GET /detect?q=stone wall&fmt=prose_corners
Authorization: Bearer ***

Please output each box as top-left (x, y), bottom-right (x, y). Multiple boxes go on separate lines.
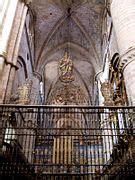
top-left (11, 12), bottom-right (34, 95)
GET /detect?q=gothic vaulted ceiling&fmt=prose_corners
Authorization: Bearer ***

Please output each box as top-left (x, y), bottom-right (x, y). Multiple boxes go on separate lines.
top-left (30, 0), bottom-right (105, 104)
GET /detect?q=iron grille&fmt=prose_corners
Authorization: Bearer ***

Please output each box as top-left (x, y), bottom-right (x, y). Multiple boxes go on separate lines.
top-left (0, 105), bottom-right (134, 179)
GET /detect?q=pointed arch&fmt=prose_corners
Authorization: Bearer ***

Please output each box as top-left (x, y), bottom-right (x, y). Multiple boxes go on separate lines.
top-left (36, 41), bottom-right (97, 72)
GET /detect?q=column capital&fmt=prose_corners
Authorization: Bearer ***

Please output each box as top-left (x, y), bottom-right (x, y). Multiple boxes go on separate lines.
top-left (94, 70), bottom-right (103, 81)
top-left (0, 51), bottom-right (7, 60)
top-left (119, 47), bottom-right (135, 72)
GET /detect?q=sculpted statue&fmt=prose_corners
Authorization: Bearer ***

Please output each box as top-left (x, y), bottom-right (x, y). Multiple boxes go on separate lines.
top-left (59, 52), bottom-right (74, 82)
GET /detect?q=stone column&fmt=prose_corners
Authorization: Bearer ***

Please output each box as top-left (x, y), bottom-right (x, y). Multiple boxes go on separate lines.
top-left (111, 0), bottom-right (135, 136)
top-left (0, 0), bottom-right (19, 103)
top-left (3, 2), bottom-right (29, 103)
top-left (30, 72), bottom-right (41, 105)
top-left (1, 0), bottom-right (32, 103)
top-left (111, 0), bottom-right (135, 105)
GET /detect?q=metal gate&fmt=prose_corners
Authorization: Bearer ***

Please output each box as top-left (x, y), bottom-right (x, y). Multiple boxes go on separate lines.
top-left (0, 105), bottom-right (134, 179)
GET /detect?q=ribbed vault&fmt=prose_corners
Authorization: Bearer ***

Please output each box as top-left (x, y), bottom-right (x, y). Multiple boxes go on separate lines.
top-left (31, 0), bottom-right (105, 104)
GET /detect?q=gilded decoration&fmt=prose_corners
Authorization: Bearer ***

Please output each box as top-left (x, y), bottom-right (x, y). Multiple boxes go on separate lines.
top-left (100, 81), bottom-right (114, 106)
top-left (48, 83), bottom-right (87, 105)
top-left (109, 54), bottom-right (126, 106)
top-left (59, 52), bottom-right (74, 83)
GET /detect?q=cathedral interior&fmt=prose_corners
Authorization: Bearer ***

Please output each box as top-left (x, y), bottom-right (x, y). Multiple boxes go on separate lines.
top-left (0, 0), bottom-right (135, 179)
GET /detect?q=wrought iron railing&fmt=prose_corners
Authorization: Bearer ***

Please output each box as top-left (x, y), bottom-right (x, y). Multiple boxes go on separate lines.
top-left (0, 105), bottom-right (134, 179)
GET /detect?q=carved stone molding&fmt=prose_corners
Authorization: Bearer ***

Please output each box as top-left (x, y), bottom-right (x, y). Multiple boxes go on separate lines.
top-left (119, 47), bottom-right (135, 72)
top-left (33, 71), bottom-right (42, 81)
